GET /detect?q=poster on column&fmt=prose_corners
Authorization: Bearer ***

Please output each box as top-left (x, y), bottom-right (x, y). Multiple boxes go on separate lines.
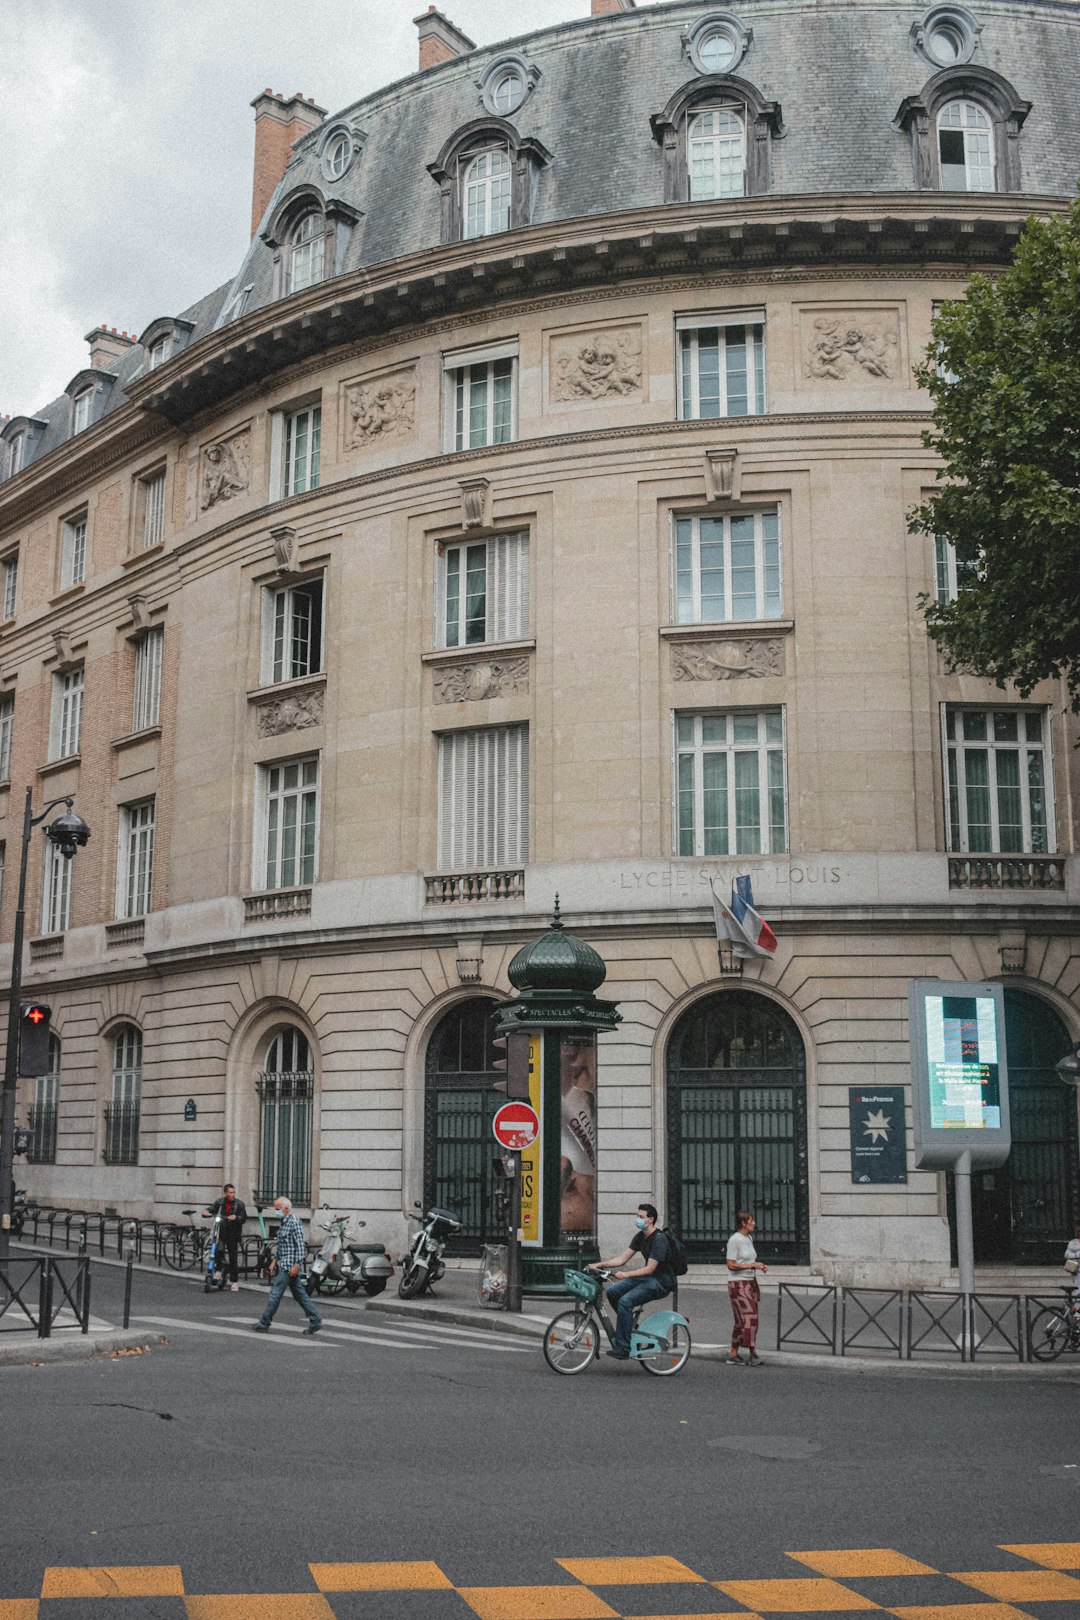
top-left (520, 1033), bottom-right (543, 1248)
top-left (848, 1086), bottom-right (908, 1183)
top-left (559, 1033), bottom-right (597, 1238)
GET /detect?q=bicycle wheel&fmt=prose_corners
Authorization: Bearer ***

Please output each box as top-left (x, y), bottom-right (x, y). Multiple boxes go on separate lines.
top-left (543, 1308), bottom-right (599, 1374)
top-left (1030, 1308), bottom-right (1071, 1361)
top-left (161, 1228), bottom-right (192, 1270)
top-left (640, 1321), bottom-right (692, 1376)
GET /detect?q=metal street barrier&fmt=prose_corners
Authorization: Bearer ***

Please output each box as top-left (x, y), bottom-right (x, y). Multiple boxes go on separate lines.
top-left (0, 1256), bottom-right (92, 1337)
top-left (841, 1287), bottom-right (903, 1358)
top-left (776, 1283), bottom-right (837, 1353)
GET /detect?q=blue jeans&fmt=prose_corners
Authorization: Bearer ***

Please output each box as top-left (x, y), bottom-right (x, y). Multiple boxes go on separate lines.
top-left (607, 1276), bottom-right (669, 1355)
top-left (259, 1267), bottom-right (322, 1330)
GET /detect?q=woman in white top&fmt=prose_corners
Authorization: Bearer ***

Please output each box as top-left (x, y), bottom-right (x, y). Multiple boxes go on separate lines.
top-left (726, 1210), bottom-right (768, 1366)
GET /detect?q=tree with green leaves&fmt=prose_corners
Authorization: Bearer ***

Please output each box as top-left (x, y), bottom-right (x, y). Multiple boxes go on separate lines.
top-left (911, 196), bottom-right (1080, 711)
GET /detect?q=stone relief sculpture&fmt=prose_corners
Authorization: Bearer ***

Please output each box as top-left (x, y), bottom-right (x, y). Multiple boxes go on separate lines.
top-left (433, 657), bottom-right (530, 704)
top-left (551, 327), bottom-right (642, 401)
top-left (257, 690), bottom-right (324, 736)
top-left (200, 430), bottom-right (250, 509)
top-left (805, 316), bottom-right (899, 381)
top-left (671, 639), bottom-right (784, 681)
top-left (344, 370), bottom-right (417, 447)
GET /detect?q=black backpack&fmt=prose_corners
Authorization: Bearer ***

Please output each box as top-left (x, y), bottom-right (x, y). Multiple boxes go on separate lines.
top-left (662, 1228), bottom-right (689, 1277)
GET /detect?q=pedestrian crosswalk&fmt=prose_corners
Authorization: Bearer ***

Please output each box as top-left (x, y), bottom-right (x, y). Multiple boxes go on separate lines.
top-left (131, 1312), bottom-right (535, 1355)
top-left (12, 1543), bottom-right (1080, 1618)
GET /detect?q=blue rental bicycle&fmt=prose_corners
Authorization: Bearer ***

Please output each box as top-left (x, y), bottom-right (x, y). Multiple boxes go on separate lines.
top-left (542, 1266), bottom-right (691, 1376)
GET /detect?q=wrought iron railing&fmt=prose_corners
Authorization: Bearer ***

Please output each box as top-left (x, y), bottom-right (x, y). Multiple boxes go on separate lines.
top-left (27, 1103), bottom-right (57, 1164)
top-left (948, 855), bottom-right (1065, 891)
top-left (425, 869), bottom-right (525, 904)
top-left (102, 1101), bottom-right (141, 1166)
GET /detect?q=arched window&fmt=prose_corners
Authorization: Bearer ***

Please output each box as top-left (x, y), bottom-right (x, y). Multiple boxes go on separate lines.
top-left (424, 998), bottom-right (503, 1251)
top-left (688, 108), bottom-right (746, 200)
top-left (105, 1024), bottom-right (142, 1165)
top-left (288, 212), bottom-right (325, 293)
top-left (937, 98), bottom-right (994, 190)
top-left (29, 1035), bottom-right (60, 1164)
top-left (256, 1025), bottom-right (314, 1206)
top-left (463, 148), bottom-right (512, 240)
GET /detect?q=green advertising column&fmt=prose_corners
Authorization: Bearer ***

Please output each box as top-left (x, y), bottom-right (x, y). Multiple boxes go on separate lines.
top-left (493, 898), bottom-right (621, 1294)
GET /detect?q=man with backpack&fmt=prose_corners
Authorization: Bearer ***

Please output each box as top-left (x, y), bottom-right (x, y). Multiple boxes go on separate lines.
top-left (590, 1202), bottom-right (681, 1360)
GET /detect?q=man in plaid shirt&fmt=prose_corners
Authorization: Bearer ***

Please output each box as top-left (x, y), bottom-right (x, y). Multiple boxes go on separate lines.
top-left (253, 1196), bottom-right (323, 1335)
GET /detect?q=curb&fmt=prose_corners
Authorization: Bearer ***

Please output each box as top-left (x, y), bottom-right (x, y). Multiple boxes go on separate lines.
top-left (0, 1328), bottom-right (169, 1368)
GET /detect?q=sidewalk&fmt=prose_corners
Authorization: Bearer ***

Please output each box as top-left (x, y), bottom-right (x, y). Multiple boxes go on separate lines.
top-left (0, 1327), bottom-right (168, 1368)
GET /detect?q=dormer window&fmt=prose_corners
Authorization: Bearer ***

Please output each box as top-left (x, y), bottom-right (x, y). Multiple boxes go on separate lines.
top-left (463, 148), bottom-right (512, 239)
top-left (8, 433), bottom-right (24, 477)
top-left (938, 98), bottom-right (994, 189)
top-left (146, 336), bottom-right (169, 372)
top-left (323, 131), bottom-right (352, 181)
top-left (688, 108), bottom-right (746, 200)
top-left (894, 67), bottom-right (1029, 192)
top-left (288, 212), bottom-right (325, 293)
top-left (687, 15), bottom-right (750, 75)
top-left (71, 388), bottom-right (93, 435)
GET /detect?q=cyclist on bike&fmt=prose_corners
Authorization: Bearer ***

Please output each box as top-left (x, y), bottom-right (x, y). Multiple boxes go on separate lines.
top-left (590, 1202), bottom-right (674, 1360)
top-left (202, 1184), bottom-right (247, 1291)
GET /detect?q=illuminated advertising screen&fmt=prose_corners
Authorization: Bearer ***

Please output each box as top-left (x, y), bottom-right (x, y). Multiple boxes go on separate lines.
top-left (909, 979), bottom-right (1010, 1169)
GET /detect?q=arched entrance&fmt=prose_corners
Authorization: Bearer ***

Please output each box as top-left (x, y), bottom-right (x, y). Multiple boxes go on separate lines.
top-left (950, 989), bottom-right (1079, 1266)
top-left (665, 990), bottom-right (809, 1263)
top-left (424, 998), bottom-right (502, 1254)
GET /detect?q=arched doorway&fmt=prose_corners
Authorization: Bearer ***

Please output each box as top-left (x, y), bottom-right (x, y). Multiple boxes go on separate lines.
top-left (665, 990), bottom-right (809, 1263)
top-left (951, 990), bottom-right (1078, 1266)
top-left (424, 998), bottom-right (502, 1254)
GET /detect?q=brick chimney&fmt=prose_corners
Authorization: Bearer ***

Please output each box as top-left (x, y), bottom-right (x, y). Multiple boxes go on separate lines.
top-left (414, 6), bottom-right (476, 71)
top-left (250, 90), bottom-right (327, 237)
top-left (85, 326), bottom-right (136, 370)
top-left (592, 0), bottom-right (636, 12)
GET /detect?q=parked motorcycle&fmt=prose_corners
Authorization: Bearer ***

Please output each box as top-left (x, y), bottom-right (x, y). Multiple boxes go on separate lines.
top-left (304, 1209), bottom-right (394, 1298)
top-left (12, 1188), bottom-right (30, 1239)
top-left (398, 1203), bottom-right (461, 1298)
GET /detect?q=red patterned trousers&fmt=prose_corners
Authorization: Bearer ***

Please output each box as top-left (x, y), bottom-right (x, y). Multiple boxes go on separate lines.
top-left (728, 1277), bottom-right (761, 1350)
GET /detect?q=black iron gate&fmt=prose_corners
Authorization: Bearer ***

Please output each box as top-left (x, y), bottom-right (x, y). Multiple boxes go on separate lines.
top-left (666, 991), bottom-right (809, 1264)
top-left (424, 998), bottom-right (502, 1255)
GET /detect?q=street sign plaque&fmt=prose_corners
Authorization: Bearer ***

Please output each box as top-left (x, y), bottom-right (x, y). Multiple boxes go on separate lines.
top-left (493, 1101), bottom-right (540, 1151)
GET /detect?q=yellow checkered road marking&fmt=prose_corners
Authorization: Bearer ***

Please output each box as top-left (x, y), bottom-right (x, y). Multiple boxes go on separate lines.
top-left (789, 1553), bottom-right (939, 1578)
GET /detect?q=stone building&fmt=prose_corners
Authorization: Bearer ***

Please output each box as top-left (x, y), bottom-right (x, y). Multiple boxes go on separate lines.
top-left (1, 0), bottom-right (1077, 1285)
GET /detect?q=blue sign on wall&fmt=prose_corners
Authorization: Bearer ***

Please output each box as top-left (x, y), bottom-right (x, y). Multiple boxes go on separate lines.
top-left (849, 1086), bottom-right (907, 1184)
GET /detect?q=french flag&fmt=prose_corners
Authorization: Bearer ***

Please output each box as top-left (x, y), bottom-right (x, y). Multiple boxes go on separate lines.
top-left (712, 875), bottom-right (778, 959)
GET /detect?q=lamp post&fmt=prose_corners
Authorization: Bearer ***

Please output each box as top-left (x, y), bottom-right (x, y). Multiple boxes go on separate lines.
top-left (0, 790), bottom-right (91, 1263)
top-left (1056, 1045), bottom-right (1080, 1087)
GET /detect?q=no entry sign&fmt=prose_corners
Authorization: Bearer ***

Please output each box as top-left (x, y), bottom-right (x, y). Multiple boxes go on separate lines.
top-left (492, 1100), bottom-right (540, 1151)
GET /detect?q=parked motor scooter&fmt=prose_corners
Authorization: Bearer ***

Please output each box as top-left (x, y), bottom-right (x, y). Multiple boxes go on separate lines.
top-left (398, 1202), bottom-right (461, 1299)
top-left (12, 1188), bottom-right (31, 1239)
top-left (304, 1208), bottom-right (394, 1297)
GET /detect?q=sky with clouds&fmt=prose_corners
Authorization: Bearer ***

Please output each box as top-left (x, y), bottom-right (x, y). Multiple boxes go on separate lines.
top-left (1, 0), bottom-right (641, 420)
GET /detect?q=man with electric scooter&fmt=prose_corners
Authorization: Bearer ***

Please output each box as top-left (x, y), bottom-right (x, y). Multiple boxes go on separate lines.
top-left (202, 1183), bottom-right (247, 1292)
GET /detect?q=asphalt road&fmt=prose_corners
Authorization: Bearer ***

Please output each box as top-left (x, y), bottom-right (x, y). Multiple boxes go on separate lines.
top-left (4, 1264), bottom-right (1080, 1618)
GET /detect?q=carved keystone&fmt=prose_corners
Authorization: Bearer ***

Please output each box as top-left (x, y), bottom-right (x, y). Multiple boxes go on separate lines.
top-left (705, 448), bottom-right (740, 502)
top-left (271, 525), bottom-right (298, 573)
top-left (459, 476), bottom-right (492, 530)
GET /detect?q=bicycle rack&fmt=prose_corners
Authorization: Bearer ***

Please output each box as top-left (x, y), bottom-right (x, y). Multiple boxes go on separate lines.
top-left (840, 1287), bottom-right (903, 1358)
top-left (776, 1283), bottom-right (837, 1353)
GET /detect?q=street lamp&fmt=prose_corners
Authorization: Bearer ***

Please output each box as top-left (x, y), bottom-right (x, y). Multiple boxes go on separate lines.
top-left (1056, 1045), bottom-right (1080, 1086)
top-left (0, 790), bottom-right (91, 1263)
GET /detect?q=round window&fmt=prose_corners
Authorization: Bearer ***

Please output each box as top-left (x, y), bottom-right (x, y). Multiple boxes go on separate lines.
top-left (927, 20), bottom-right (964, 62)
top-left (324, 131), bottom-right (353, 180)
top-left (698, 26), bottom-right (738, 73)
top-left (490, 67), bottom-right (525, 115)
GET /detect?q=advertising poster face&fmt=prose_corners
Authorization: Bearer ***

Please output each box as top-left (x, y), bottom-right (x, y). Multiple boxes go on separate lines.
top-left (559, 1035), bottom-right (597, 1236)
top-left (848, 1086), bottom-right (908, 1183)
top-left (519, 1033), bottom-right (543, 1248)
top-left (925, 994), bottom-right (1001, 1129)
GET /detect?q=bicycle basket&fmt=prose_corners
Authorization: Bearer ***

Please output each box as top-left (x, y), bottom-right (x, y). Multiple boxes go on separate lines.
top-left (564, 1268), bottom-right (600, 1302)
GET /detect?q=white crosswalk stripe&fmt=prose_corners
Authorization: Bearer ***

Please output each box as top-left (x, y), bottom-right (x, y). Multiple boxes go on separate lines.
top-left (134, 1315), bottom-right (340, 1348)
top-left (134, 1312), bottom-right (535, 1356)
top-left (295, 1314), bottom-right (535, 1354)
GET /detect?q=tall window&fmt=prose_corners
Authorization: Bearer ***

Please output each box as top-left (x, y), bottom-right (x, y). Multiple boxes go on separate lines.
top-left (463, 148), bottom-right (512, 239)
top-left (140, 469), bottom-right (166, 547)
top-left (938, 100), bottom-right (995, 191)
top-left (264, 578), bottom-right (324, 683)
top-left (8, 433), bottom-right (24, 477)
top-left (256, 1027), bottom-right (314, 1206)
top-left (60, 514), bottom-right (87, 588)
top-left (118, 800), bottom-right (155, 918)
top-left (29, 1040), bottom-right (60, 1165)
top-left (688, 108), bottom-right (745, 200)
top-left (438, 724), bottom-right (529, 871)
top-left (445, 351), bottom-right (516, 450)
top-left (284, 405), bottom-right (321, 496)
top-left (674, 511), bottom-right (781, 623)
top-left (0, 694), bottom-right (12, 783)
top-left (42, 840), bottom-right (72, 934)
top-left (71, 388), bottom-right (93, 435)
top-left (288, 212), bottom-right (324, 293)
top-left (438, 533), bottom-right (528, 648)
top-left (2, 554), bottom-right (17, 618)
top-left (945, 708), bottom-right (1052, 854)
top-left (104, 1025), bottom-right (141, 1166)
top-left (676, 709), bottom-right (787, 856)
top-left (260, 757), bottom-right (319, 891)
top-left (934, 535), bottom-right (979, 604)
top-left (50, 667), bottom-right (84, 760)
top-left (133, 628), bottom-right (163, 732)
top-left (678, 313), bottom-right (766, 419)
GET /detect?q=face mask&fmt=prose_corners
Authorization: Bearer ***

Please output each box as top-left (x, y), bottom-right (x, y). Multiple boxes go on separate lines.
top-left (635, 1217), bottom-right (647, 1231)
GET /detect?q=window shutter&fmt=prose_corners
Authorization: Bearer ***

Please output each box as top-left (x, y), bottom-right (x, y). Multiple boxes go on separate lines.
top-left (487, 532), bottom-right (528, 641)
top-left (438, 724), bottom-right (528, 870)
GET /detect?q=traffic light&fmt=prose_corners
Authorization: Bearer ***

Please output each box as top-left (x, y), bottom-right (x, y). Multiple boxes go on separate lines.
top-left (18, 1002), bottom-right (51, 1077)
top-left (491, 1028), bottom-right (531, 1099)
